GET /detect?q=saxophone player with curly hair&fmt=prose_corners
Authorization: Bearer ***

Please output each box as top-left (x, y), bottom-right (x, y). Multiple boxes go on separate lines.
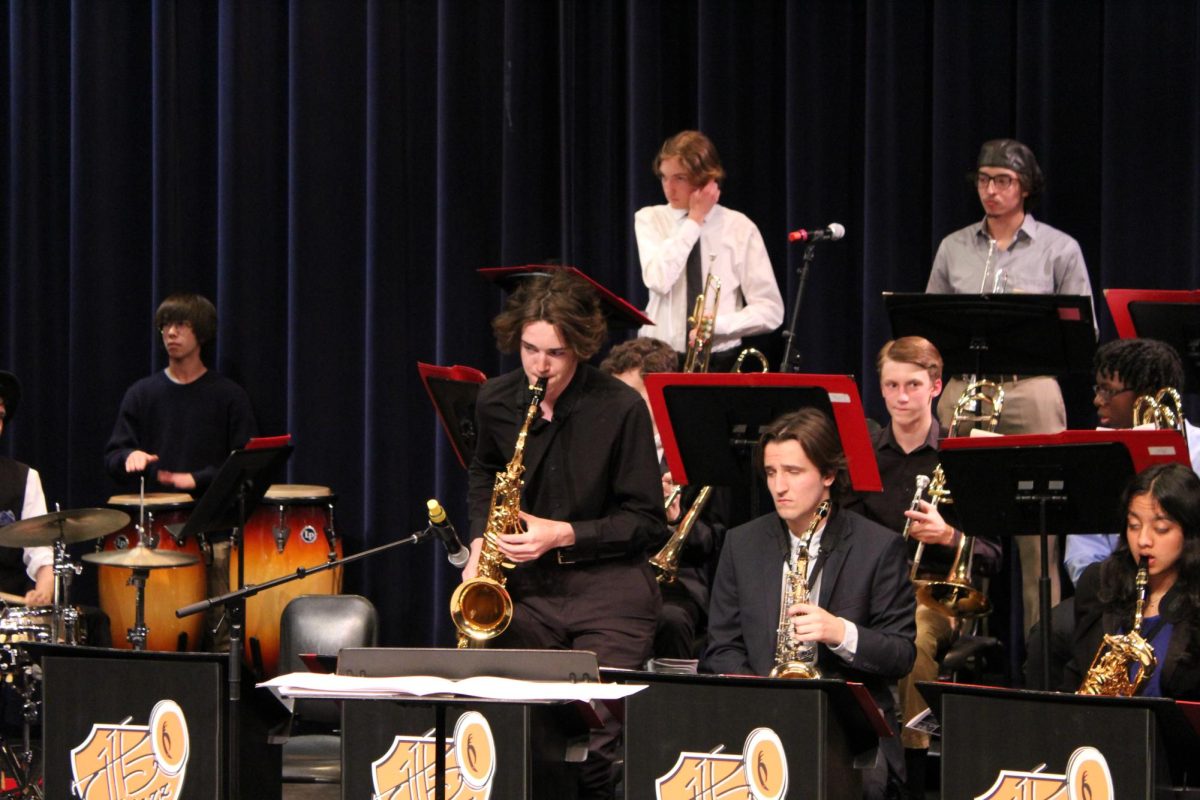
top-left (464, 270), bottom-right (665, 799)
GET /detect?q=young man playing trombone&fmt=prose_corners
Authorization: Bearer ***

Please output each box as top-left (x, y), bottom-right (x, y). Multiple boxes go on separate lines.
top-left (846, 336), bottom-right (1001, 799)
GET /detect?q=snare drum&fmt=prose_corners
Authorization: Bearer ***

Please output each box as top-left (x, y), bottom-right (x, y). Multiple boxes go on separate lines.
top-left (99, 494), bottom-right (206, 652)
top-left (232, 485), bottom-right (343, 677)
top-left (0, 605), bottom-right (85, 671)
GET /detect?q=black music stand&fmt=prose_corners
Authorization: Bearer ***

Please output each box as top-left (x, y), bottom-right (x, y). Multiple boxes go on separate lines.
top-left (883, 293), bottom-right (1096, 376)
top-left (917, 683), bottom-right (1200, 794)
top-left (418, 362), bottom-right (487, 470)
top-left (178, 440), bottom-right (292, 800)
top-left (337, 648), bottom-right (599, 800)
top-left (937, 430), bottom-right (1191, 689)
top-left (1105, 288), bottom-right (1200, 393)
top-left (644, 373), bottom-right (881, 521)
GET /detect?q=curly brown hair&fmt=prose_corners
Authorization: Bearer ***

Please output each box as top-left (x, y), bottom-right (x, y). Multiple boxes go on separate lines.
top-left (653, 130), bottom-right (726, 186)
top-left (600, 337), bottom-right (677, 376)
top-left (492, 271), bottom-right (607, 360)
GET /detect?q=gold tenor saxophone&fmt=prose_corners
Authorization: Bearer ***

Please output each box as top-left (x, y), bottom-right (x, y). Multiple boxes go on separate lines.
top-left (449, 376), bottom-right (547, 648)
top-left (1077, 558), bottom-right (1158, 696)
top-left (769, 500), bottom-right (830, 679)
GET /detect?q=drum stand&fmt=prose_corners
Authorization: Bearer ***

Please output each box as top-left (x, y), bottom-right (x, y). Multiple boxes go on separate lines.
top-left (0, 653), bottom-right (44, 798)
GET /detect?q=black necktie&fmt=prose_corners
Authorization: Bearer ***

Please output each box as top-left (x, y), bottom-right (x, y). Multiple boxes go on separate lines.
top-left (685, 238), bottom-right (702, 305)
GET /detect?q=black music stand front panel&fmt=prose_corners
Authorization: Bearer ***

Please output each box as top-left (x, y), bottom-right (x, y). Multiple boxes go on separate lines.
top-left (42, 649), bottom-right (227, 799)
top-left (941, 693), bottom-right (1163, 798)
top-left (621, 678), bottom-right (861, 799)
top-left (342, 699), bottom-right (582, 800)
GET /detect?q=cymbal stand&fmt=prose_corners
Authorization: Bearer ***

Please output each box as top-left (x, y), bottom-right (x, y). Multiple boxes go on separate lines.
top-left (125, 567), bottom-right (151, 651)
top-left (49, 537), bottom-right (80, 645)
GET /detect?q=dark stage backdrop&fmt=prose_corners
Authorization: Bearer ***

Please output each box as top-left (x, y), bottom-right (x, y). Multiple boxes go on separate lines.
top-left (2, 1), bottom-right (1198, 653)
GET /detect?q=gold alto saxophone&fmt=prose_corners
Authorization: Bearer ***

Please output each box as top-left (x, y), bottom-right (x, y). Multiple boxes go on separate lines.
top-left (449, 376), bottom-right (547, 649)
top-left (1077, 558), bottom-right (1158, 696)
top-left (770, 500), bottom-right (830, 679)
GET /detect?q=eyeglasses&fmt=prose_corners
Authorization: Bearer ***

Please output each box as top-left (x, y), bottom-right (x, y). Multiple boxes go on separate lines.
top-left (975, 172), bottom-right (1017, 190)
top-left (1093, 385), bottom-right (1135, 402)
top-left (158, 321), bottom-right (193, 334)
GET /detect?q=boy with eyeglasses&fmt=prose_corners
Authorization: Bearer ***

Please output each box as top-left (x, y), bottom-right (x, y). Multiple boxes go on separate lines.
top-left (926, 139), bottom-right (1096, 633)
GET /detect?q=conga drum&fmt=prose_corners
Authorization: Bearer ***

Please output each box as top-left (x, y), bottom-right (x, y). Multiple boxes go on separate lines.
top-left (232, 485), bottom-right (342, 676)
top-left (99, 494), bottom-right (206, 651)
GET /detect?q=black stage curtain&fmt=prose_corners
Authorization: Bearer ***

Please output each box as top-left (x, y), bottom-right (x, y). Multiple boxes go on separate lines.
top-left (2, 1), bottom-right (1198, 651)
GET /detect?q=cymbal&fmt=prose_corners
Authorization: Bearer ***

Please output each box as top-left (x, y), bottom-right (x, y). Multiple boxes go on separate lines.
top-left (82, 546), bottom-right (199, 569)
top-left (0, 508), bottom-right (131, 547)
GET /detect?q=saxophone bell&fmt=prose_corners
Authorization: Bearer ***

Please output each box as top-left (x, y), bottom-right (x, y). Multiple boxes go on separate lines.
top-left (1077, 557), bottom-right (1158, 696)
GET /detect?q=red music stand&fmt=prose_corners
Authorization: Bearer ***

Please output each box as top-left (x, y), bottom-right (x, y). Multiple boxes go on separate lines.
top-left (478, 265), bottom-right (654, 328)
top-left (1104, 288), bottom-right (1200, 391)
top-left (645, 372), bottom-right (880, 522)
top-left (417, 362), bottom-right (487, 470)
top-left (645, 372), bottom-right (880, 491)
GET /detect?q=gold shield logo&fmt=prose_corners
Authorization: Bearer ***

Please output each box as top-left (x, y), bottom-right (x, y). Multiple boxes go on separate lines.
top-left (69, 699), bottom-right (190, 800)
top-left (654, 727), bottom-right (788, 800)
top-left (371, 710), bottom-right (495, 799)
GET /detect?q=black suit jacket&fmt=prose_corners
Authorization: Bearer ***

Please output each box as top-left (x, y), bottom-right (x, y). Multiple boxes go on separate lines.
top-left (702, 507), bottom-right (917, 717)
top-left (1063, 562), bottom-right (1200, 699)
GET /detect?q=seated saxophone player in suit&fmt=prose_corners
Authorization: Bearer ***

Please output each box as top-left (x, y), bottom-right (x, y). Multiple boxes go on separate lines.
top-left (1062, 463), bottom-right (1200, 699)
top-left (600, 336), bottom-right (730, 661)
top-left (843, 337), bottom-right (1001, 798)
top-left (463, 270), bottom-right (665, 799)
top-left (703, 408), bottom-right (916, 800)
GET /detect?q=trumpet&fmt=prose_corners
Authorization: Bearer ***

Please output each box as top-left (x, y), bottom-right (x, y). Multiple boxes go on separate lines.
top-left (908, 465), bottom-right (949, 582)
top-left (650, 486), bottom-right (713, 584)
top-left (683, 274), bottom-right (721, 373)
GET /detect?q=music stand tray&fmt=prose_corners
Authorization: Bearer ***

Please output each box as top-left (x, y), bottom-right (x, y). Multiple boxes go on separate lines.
top-left (417, 362), bottom-right (487, 470)
top-left (883, 292), bottom-right (1095, 375)
top-left (644, 372), bottom-right (881, 492)
top-left (1104, 288), bottom-right (1200, 391)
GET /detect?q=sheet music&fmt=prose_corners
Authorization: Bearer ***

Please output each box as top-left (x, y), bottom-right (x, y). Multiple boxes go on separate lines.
top-left (259, 672), bottom-right (646, 704)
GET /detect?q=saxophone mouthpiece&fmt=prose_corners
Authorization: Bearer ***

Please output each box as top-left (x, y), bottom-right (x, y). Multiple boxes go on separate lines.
top-left (530, 376), bottom-right (548, 399)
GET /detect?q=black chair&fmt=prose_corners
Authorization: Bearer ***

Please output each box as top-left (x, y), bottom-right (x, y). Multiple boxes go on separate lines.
top-left (277, 593), bottom-right (379, 785)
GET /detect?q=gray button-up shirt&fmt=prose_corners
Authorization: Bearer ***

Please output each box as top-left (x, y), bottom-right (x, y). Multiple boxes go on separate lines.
top-left (927, 213), bottom-right (1096, 330)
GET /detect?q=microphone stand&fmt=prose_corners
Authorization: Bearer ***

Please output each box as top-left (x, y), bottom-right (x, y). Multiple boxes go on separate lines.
top-left (779, 242), bottom-right (817, 373)
top-left (176, 525), bottom-right (437, 798)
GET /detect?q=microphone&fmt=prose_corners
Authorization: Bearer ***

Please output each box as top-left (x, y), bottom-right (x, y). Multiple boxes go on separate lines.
top-left (427, 498), bottom-right (470, 568)
top-left (787, 222), bottom-right (846, 243)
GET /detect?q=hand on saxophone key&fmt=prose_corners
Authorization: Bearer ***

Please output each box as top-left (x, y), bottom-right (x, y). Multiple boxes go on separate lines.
top-left (496, 511), bottom-right (575, 562)
top-left (903, 500), bottom-right (957, 546)
top-left (787, 602), bottom-right (846, 648)
top-left (460, 539), bottom-right (485, 581)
